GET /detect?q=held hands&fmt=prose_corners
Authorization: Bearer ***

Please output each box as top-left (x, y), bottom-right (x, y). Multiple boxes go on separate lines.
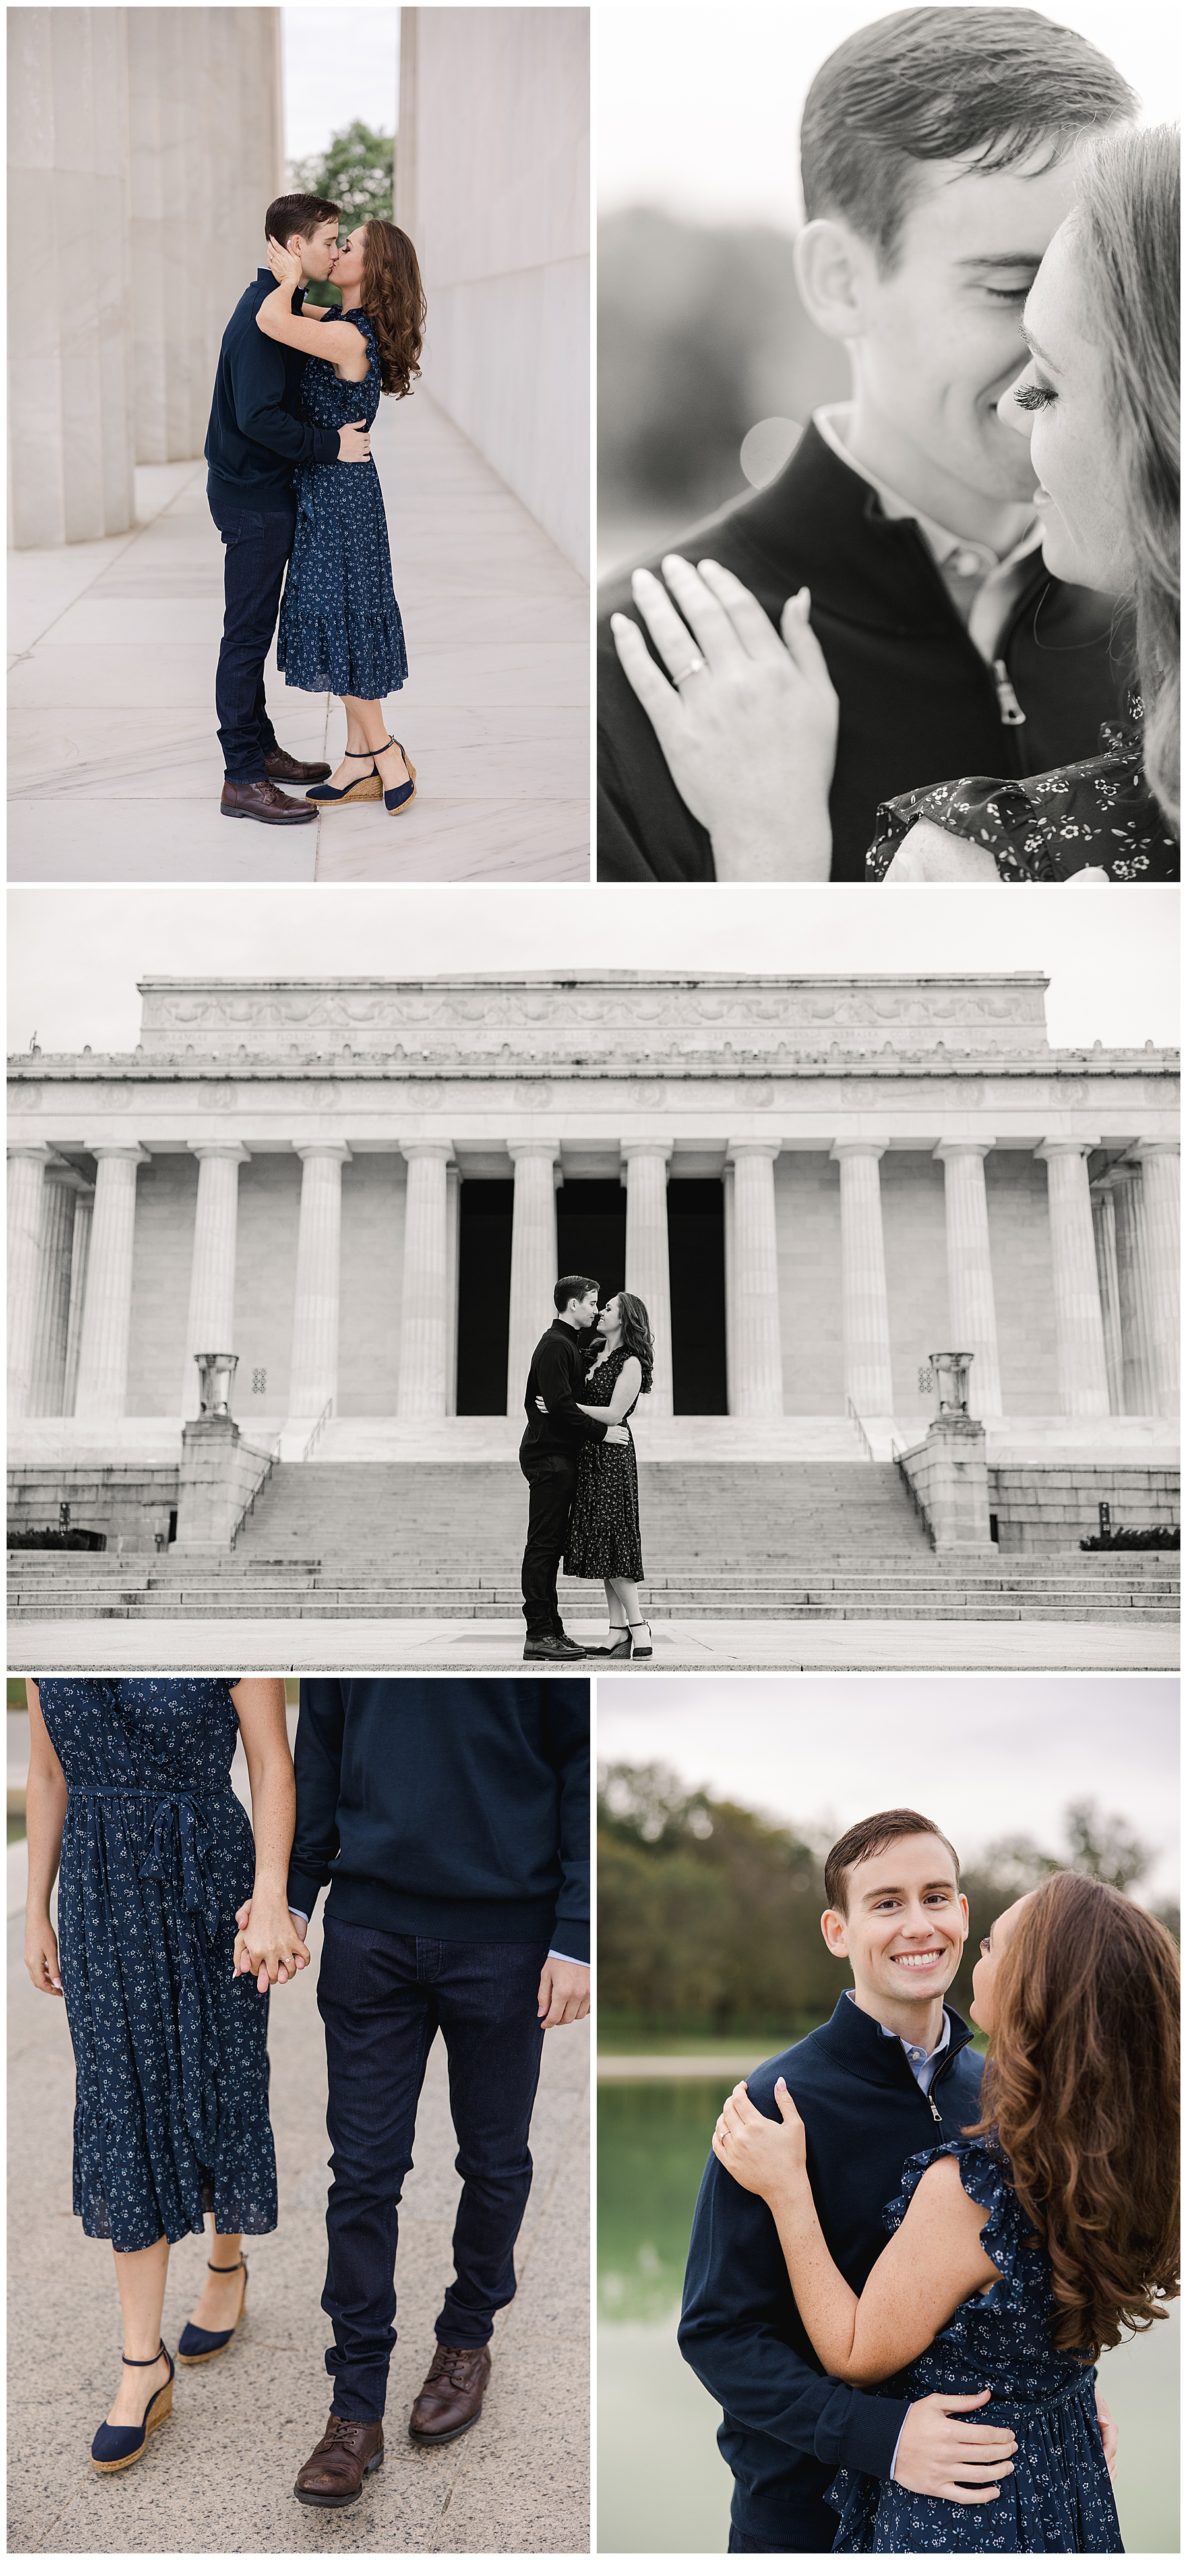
top-left (711, 2075), bottom-right (807, 2200)
top-left (267, 238), bottom-right (304, 293)
top-left (233, 1895), bottom-right (310, 1995)
top-left (25, 1915), bottom-right (63, 1996)
top-left (537, 1955), bottom-right (591, 2029)
top-left (611, 559), bottom-right (838, 881)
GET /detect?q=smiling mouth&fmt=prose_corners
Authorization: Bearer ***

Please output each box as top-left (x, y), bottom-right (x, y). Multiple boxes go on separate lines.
top-left (891, 1950), bottom-right (947, 1970)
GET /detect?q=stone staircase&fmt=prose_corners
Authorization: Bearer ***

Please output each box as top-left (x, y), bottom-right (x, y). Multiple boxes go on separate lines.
top-left (8, 1461), bottom-right (1180, 1623)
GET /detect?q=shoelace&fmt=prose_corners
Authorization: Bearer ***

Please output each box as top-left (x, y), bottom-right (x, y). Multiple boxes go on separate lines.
top-left (431, 2346), bottom-right (480, 2388)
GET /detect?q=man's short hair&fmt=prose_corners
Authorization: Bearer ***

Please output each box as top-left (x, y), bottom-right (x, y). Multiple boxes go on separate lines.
top-left (554, 1274), bottom-right (599, 1313)
top-left (801, 7), bottom-right (1136, 266)
top-left (265, 192), bottom-right (341, 247)
top-left (825, 1808), bottom-right (960, 1914)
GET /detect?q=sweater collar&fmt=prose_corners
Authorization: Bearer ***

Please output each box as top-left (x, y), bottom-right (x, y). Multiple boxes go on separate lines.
top-left (816, 1988), bottom-right (973, 2086)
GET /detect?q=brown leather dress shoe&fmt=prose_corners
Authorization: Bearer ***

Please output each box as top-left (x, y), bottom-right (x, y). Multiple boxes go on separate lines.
top-left (265, 746), bottom-right (332, 784)
top-left (408, 2342), bottom-right (492, 2444)
top-left (220, 777), bottom-right (316, 825)
top-left (294, 2413), bottom-right (384, 2508)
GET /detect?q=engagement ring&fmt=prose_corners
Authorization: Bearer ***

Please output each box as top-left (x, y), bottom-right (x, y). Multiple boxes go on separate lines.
top-left (674, 654), bottom-right (707, 684)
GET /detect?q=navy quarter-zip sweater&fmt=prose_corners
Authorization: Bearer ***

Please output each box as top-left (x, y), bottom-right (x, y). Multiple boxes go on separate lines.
top-left (205, 269), bottom-right (341, 511)
top-left (286, 1680), bottom-right (590, 1962)
top-left (678, 1994), bottom-right (984, 2551)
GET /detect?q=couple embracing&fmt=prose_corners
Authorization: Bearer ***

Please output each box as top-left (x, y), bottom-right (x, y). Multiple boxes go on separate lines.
top-left (681, 1807), bottom-right (1179, 2553)
top-left (24, 1677), bottom-right (588, 2510)
top-left (519, 1275), bottom-right (656, 1664)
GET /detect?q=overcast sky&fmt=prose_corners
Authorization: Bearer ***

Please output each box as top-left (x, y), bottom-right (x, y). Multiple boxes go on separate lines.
top-left (6, 887), bottom-right (1178, 1057)
top-left (598, 0), bottom-right (1182, 227)
top-left (282, 7), bottom-right (399, 165)
top-left (597, 1679), bottom-right (1179, 1897)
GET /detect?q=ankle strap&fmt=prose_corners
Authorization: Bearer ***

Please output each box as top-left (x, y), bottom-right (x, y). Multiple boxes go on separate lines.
top-left (208, 2257), bottom-right (247, 2272)
top-left (342, 747), bottom-right (376, 759)
top-left (122, 2343), bottom-right (166, 2366)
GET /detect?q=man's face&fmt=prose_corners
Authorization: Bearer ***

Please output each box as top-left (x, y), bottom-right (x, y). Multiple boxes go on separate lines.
top-left (567, 1287), bottom-right (600, 1328)
top-left (825, 1832), bottom-right (968, 2015)
top-left (997, 214), bottom-right (1132, 592)
top-left (292, 218), bottom-right (340, 284)
top-left (848, 144), bottom-right (1087, 506)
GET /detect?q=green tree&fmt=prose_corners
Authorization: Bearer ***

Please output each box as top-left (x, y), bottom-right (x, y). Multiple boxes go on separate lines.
top-left (287, 120), bottom-right (396, 306)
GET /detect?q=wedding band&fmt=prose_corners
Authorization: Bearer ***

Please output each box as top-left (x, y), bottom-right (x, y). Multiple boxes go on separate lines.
top-left (674, 654), bottom-right (707, 684)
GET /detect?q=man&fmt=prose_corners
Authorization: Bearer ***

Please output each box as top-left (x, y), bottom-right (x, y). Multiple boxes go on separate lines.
top-left (204, 193), bottom-right (372, 826)
top-left (519, 1275), bottom-right (629, 1664)
top-left (266, 1680), bottom-right (590, 2511)
top-left (598, 9), bottom-right (1136, 880)
top-left (679, 1808), bottom-right (1117, 2550)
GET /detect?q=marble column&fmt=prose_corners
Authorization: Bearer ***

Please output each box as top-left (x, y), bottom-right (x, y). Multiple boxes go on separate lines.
top-left (30, 1164), bottom-right (90, 1417)
top-left (1091, 1181), bottom-right (1124, 1416)
top-left (398, 1145), bottom-right (453, 1418)
top-left (934, 1142), bottom-right (1002, 1416)
top-left (1108, 1166), bottom-right (1154, 1415)
top-left (726, 1142), bottom-right (783, 1417)
top-left (288, 1146), bottom-right (349, 1417)
top-left (1133, 1144), bottom-right (1180, 1419)
top-left (9, 8), bottom-right (134, 546)
top-left (623, 1142), bottom-right (674, 1416)
top-left (63, 1191), bottom-right (94, 1417)
top-left (722, 1161), bottom-right (736, 1415)
top-left (74, 1146), bottom-right (148, 1420)
top-left (832, 1141), bottom-right (895, 1416)
top-left (505, 1142), bottom-right (559, 1416)
top-left (445, 1164), bottom-right (461, 1418)
top-left (1036, 1142), bottom-right (1110, 1415)
top-left (8, 1148), bottom-right (54, 1422)
top-left (180, 1144), bottom-right (247, 1416)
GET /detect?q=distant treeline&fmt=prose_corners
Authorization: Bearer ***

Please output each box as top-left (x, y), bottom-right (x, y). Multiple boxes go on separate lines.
top-left (599, 1762), bottom-right (1179, 2039)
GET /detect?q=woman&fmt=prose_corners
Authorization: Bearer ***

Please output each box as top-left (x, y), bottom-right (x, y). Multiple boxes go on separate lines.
top-left (24, 1678), bottom-right (307, 2475)
top-left (712, 1872), bottom-right (1180, 2551)
top-left (548, 1290), bottom-right (654, 1658)
top-left (257, 219), bottom-right (426, 815)
top-left (612, 123), bottom-right (1179, 883)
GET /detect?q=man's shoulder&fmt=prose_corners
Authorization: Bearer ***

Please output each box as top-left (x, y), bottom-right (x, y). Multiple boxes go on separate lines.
top-left (596, 422), bottom-right (840, 636)
top-left (598, 477), bottom-right (775, 630)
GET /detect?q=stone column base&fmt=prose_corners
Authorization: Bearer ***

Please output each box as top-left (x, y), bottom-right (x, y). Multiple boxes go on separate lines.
top-left (175, 1416), bottom-right (272, 1548)
top-left (900, 1414), bottom-right (994, 1551)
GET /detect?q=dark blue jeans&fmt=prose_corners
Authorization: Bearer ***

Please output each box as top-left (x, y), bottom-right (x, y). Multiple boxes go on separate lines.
top-left (316, 1915), bottom-right (549, 2422)
top-left (208, 483), bottom-right (294, 780)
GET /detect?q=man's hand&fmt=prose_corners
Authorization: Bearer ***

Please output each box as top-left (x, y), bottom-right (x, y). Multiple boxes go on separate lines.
top-left (893, 2391), bottom-right (1017, 2505)
top-left (234, 1896), bottom-right (309, 1994)
top-left (537, 1956), bottom-right (590, 2029)
top-left (337, 421), bottom-right (371, 463)
top-left (605, 1424), bottom-right (629, 1445)
top-left (1095, 2388), bottom-right (1118, 2480)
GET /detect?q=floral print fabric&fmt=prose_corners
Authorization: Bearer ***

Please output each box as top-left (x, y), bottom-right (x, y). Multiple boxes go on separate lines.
top-left (277, 308), bottom-right (409, 700)
top-left (37, 1679), bottom-right (277, 2253)
top-left (866, 708), bottom-right (1178, 882)
top-left (564, 1344), bottom-right (645, 1581)
top-left (828, 2138), bottom-right (1122, 2552)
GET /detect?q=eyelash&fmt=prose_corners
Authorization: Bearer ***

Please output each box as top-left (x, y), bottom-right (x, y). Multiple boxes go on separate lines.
top-left (1014, 381), bottom-right (1057, 411)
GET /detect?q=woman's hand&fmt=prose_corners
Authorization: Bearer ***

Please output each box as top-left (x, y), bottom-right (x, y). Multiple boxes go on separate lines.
top-left (881, 821), bottom-right (1000, 883)
top-left (712, 2075), bottom-right (807, 2200)
top-left (267, 239), bottom-right (304, 294)
top-left (25, 1914), bottom-right (63, 1996)
top-left (610, 559), bottom-right (837, 881)
top-left (233, 1894), bottom-right (309, 1995)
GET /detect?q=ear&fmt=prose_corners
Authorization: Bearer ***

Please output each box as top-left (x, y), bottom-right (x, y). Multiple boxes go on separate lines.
top-left (794, 215), bottom-right (878, 344)
top-left (821, 1906), bottom-right (848, 1960)
top-left (957, 1891), bottom-right (970, 1945)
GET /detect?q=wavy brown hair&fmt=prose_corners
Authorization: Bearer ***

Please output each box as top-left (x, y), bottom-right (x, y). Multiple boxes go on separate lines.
top-left (971, 1871), bottom-right (1180, 2360)
top-left (360, 220), bottom-right (427, 400)
top-left (1076, 123), bottom-right (1180, 831)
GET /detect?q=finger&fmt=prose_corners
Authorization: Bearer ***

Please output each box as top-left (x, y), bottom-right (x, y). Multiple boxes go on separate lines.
top-left (697, 558), bottom-right (786, 661)
top-left (779, 587), bottom-right (834, 693)
top-left (660, 554), bottom-right (741, 666)
top-left (944, 2487), bottom-right (1002, 2506)
top-left (949, 2460), bottom-right (1015, 2483)
top-left (235, 1902), bottom-right (251, 1927)
top-left (629, 566), bottom-right (705, 684)
top-left (610, 613), bottom-right (682, 748)
top-left (937, 2391), bottom-right (993, 2410)
top-left (256, 1959), bottom-right (269, 1996)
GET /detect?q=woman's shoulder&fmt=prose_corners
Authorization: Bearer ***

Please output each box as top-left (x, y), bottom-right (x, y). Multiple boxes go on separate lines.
top-left (868, 726), bottom-right (1177, 883)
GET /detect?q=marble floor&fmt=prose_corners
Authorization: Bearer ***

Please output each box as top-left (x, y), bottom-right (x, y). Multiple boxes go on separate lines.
top-left (8, 396), bottom-right (589, 883)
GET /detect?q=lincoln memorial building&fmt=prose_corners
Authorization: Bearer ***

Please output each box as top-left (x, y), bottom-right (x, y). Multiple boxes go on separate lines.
top-left (7, 970), bottom-right (1180, 1617)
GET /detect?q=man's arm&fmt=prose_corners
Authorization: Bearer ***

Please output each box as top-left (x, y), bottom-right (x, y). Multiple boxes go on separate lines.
top-left (534, 1336), bottom-right (608, 1443)
top-left (285, 1679), bottom-right (346, 1919)
top-left (541, 1686), bottom-right (589, 1964)
top-left (232, 324), bottom-right (342, 467)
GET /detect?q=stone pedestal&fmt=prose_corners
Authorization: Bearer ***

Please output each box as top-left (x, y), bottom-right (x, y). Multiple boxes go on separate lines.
top-left (73, 1145), bottom-right (147, 1420)
top-left (1037, 1141), bottom-right (1110, 1416)
top-left (288, 1146), bottom-right (349, 1417)
top-left (174, 1415), bottom-right (270, 1549)
top-left (623, 1141), bottom-right (673, 1417)
top-left (726, 1142), bottom-right (783, 1417)
top-left (934, 1142), bottom-right (1002, 1415)
top-left (7, 1147), bottom-right (54, 1422)
top-left (505, 1140), bottom-right (559, 1416)
top-left (398, 1144), bottom-right (453, 1417)
top-left (180, 1144), bottom-right (247, 1417)
top-left (1133, 1144), bottom-right (1179, 1420)
top-left (902, 1414), bottom-right (994, 1551)
top-left (832, 1141), bottom-right (894, 1416)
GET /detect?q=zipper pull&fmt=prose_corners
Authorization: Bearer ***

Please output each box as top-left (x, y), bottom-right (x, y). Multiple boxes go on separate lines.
top-left (926, 2088), bottom-right (942, 2124)
top-left (993, 658), bottom-right (1027, 726)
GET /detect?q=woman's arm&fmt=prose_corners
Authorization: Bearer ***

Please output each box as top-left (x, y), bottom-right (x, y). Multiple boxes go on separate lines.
top-left (24, 1682), bottom-right (67, 1996)
top-left (714, 2079), bottom-right (1000, 2384)
top-left (577, 1354), bottom-right (642, 1424)
top-left (230, 1679), bottom-right (310, 1992)
top-left (254, 242), bottom-right (370, 379)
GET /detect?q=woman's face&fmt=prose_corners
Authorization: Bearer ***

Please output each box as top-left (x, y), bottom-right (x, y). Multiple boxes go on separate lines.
top-left (598, 1294), bottom-right (622, 1336)
top-left (997, 212), bottom-right (1134, 594)
top-left (333, 225), bottom-right (368, 291)
top-left (969, 1891), bottom-right (1033, 2034)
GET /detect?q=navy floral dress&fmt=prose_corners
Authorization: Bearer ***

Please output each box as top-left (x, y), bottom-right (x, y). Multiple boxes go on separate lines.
top-left (38, 1679), bottom-right (277, 2254)
top-left (277, 307), bottom-right (409, 699)
top-left (866, 705), bottom-right (1178, 882)
top-left (829, 2139), bottom-right (1122, 2553)
top-left (564, 1344), bottom-right (645, 1580)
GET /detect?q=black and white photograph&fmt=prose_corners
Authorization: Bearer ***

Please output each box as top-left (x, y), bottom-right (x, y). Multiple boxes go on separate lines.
top-left (596, 2), bottom-right (1179, 885)
top-left (6, 882), bottom-right (1178, 1676)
